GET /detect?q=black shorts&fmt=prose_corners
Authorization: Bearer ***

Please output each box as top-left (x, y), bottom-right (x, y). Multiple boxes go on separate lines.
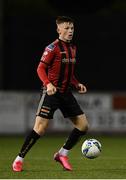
top-left (36, 90), bottom-right (84, 119)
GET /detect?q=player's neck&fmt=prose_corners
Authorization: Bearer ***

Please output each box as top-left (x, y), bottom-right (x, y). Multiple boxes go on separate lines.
top-left (59, 37), bottom-right (71, 43)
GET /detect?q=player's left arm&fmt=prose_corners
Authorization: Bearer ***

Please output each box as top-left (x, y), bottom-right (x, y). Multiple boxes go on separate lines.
top-left (71, 46), bottom-right (87, 93)
top-left (77, 83), bottom-right (87, 94)
top-left (71, 75), bottom-right (87, 94)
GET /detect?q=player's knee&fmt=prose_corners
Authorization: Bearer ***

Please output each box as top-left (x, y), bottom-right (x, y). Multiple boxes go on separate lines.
top-left (78, 120), bottom-right (89, 132)
top-left (34, 116), bottom-right (49, 135)
top-left (76, 114), bottom-right (89, 132)
top-left (82, 121), bottom-right (89, 132)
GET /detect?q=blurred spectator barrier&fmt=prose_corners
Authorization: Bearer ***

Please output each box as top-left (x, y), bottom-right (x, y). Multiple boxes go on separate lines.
top-left (0, 91), bottom-right (126, 134)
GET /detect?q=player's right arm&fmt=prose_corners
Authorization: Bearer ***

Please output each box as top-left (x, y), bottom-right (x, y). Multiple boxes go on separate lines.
top-left (37, 45), bottom-right (57, 95)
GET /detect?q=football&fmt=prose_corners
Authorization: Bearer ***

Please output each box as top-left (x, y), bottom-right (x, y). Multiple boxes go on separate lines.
top-left (81, 139), bottom-right (101, 159)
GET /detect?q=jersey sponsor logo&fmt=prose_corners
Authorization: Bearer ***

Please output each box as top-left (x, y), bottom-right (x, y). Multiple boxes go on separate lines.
top-left (62, 58), bottom-right (76, 64)
top-left (46, 44), bottom-right (55, 51)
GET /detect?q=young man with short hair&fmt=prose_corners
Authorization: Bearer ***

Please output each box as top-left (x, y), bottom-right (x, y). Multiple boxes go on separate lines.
top-left (12, 16), bottom-right (89, 172)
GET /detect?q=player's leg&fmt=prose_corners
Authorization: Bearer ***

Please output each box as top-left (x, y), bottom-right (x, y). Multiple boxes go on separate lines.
top-left (12, 90), bottom-right (58, 172)
top-left (54, 114), bottom-right (88, 171)
top-left (19, 116), bottom-right (49, 158)
top-left (62, 114), bottom-right (89, 151)
top-left (12, 116), bottom-right (49, 172)
top-left (54, 92), bottom-right (89, 170)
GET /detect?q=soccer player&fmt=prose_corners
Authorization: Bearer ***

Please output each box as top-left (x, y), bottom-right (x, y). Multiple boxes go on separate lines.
top-left (12, 16), bottom-right (89, 172)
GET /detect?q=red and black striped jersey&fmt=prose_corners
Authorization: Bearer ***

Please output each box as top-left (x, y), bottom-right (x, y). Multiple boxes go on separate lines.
top-left (37, 39), bottom-right (79, 93)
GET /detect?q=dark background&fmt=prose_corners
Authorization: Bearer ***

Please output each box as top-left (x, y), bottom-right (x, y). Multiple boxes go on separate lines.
top-left (1, 0), bottom-right (126, 92)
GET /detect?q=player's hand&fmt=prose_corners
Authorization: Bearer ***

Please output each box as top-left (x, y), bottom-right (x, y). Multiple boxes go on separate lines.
top-left (77, 83), bottom-right (87, 94)
top-left (47, 83), bottom-right (57, 95)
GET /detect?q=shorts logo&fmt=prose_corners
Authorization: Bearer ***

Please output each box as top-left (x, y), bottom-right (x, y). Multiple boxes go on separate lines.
top-left (39, 106), bottom-right (50, 116)
top-left (41, 108), bottom-right (50, 113)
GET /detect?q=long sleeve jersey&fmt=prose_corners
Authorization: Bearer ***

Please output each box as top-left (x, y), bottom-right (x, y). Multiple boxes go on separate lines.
top-left (37, 39), bottom-right (79, 93)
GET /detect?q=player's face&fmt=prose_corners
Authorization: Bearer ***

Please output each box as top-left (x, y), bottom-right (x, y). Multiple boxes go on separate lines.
top-left (57, 22), bottom-right (74, 42)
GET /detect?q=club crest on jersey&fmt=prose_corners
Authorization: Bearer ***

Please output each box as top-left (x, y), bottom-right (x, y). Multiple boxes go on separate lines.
top-left (46, 44), bottom-right (55, 51)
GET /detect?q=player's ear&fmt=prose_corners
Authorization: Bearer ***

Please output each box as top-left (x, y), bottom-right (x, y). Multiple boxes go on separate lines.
top-left (57, 27), bottom-right (60, 34)
top-left (57, 27), bottom-right (59, 33)
top-left (57, 24), bottom-right (61, 34)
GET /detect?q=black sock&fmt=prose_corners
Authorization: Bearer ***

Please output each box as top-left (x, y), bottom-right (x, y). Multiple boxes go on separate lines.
top-left (19, 130), bottom-right (40, 158)
top-left (63, 128), bottom-right (87, 150)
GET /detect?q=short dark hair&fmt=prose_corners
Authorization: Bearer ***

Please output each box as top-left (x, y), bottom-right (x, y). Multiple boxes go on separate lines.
top-left (56, 16), bottom-right (74, 25)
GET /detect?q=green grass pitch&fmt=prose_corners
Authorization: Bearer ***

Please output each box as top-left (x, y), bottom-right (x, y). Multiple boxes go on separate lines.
top-left (0, 134), bottom-right (126, 179)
